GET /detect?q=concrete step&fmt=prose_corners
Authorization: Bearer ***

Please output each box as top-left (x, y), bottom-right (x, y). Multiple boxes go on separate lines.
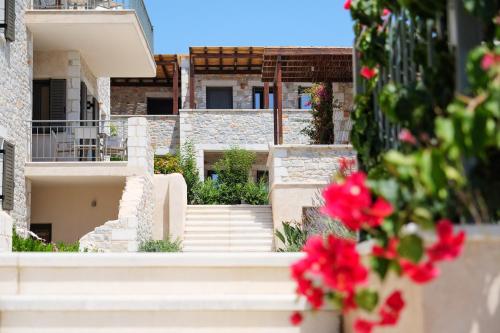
top-left (185, 226), bottom-right (273, 233)
top-left (0, 294), bottom-right (339, 333)
top-left (183, 246), bottom-right (274, 252)
top-left (185, 221), bottom-right (273, 227)
top-left (185, 233), bottom-right (274, 240)
top-left (184, 240), bottom-right (273, 248)
top-left (0, 253), bottom-right (299, 296)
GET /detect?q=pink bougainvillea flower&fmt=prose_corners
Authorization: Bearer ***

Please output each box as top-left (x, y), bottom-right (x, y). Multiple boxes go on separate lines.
top-left (427, 219), bottom-right (466, 262)
top-left (398, 129), bottom-right (417, 145)
top-left (354, 319), bottom-right (375, 333)
top-left (401, 260), bottom-right (439, 284)
top-left (322, 172), bottom-right (393, 230)
top-left (344, 0), bottom-right (352, 10)
top-left (385, 290), bottom-right (405, 312)
top-left (360, 66), bottom-right (377, 80)
top-left (481, 53), bottom-right (495, 70)
top-left (339, 157), bottom-right (356, 174)
top-left (378, 290), bottom-right (405, 325)
top-left (382, 8), bottom-right (391, 17)
top-left (290, 312), bottom-right (303, 326)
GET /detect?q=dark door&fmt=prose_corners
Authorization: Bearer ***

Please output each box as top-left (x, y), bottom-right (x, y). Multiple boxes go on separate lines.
top-left (206, 87), bottom-right (233, 109)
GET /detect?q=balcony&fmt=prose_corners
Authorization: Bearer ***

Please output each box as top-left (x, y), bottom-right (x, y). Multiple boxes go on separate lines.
top-left (26, 0), bottom-right (156, 77)
top-left (28, 120), bottom-right (128, 162)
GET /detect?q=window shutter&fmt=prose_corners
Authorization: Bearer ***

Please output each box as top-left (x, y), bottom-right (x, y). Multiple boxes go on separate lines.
top-left (92, 96), bottom-right (99, 121)
top-left (2, 141), bottom-right (15, 211)
top-left (80, 81), bottom-right (87, 120)
top-left (5, 0), bottom-right (15, 42)
top-left (49, 79), bottom-right (66, 121)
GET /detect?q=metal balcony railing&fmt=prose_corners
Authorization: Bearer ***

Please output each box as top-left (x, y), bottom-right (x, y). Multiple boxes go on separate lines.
top-left (31, 0), bottom-right (154, 53)
top-left (28, 120), bottom-right (128, 162)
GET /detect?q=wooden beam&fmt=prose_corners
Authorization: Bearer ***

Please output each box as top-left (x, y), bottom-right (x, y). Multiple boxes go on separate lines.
top-left (189, 55), bottom-right (196, 109)
top-left (191, 53), bottom-right (262, 59)
top-left (173, 62), bottom-right (179, 115)
top-left (276, 60), bottom-right (283, 145)
top-left (263, 82), bottom-right (269, 109)
top-left (193, 70), bottom-right (262, 75)
top-left (264, 47), bottom-right (353, 56)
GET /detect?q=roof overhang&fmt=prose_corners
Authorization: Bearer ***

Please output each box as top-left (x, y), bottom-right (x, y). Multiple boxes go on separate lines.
top-left (112, 54), bottom-right (180, 87)
top-left (262, 47), bottom-right (353, 82)
top-left (25, 10), bottom-right (156, 78)
top-left (190, 47), bottom-right (264, 75)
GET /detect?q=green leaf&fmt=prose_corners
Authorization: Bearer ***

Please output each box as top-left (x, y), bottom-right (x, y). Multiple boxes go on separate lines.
top-left (397, 234), bottom-right (424, 263)
top-left (355, 289), bottom-right (379, 312)
top-left (371, 256), bottom-right (391, 280)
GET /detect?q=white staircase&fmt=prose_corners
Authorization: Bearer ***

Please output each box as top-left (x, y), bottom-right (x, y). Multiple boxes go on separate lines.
top-left (0, 253), bottom-right (340, 333)
top-left (183, 205), bottom-right (274, 252)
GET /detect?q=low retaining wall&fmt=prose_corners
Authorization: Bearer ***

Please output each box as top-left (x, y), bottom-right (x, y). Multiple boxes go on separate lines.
top-left (0, 212), bottom-right (13, 252)
top-left (267, 144), bottom-right (356, 228)
top-left (345, 225), bottom-right (500, 333)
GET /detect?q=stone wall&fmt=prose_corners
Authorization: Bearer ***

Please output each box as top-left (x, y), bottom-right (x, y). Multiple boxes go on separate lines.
top-left (98, 78), bottom-right (111, 119)
top-left (268, 145), bottom-right (356, 185)
top-left (111, 86), bottom-right (173, 115)
top-left (332, 82), bottom-right (354, 144)
top-left (0, 0), bottom-right (32, 233)
top-left (0, 212), bottom-right (13, 252)
top-left (192, 74), bottom-right (311, 109)
top-left (180, 109), bottom-right (312, 147)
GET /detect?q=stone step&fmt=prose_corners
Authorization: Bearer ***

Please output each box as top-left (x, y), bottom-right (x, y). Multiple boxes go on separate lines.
top-left (183, 239), bottom-right (273, 247)
top-left (185, 233), bottom-right (274, 240)
top-left (0, 253), bottom-right (299, 296)
top-left (185, 221), bottom-right (273, 227)
top-left (183, 246), bottom-right (274, 252)
top-left (184, 226), bottom-right (273, 233)
top-left (0, 294), bottom-right (339, 333)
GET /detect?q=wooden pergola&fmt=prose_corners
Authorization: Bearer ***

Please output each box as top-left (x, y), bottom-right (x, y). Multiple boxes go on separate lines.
top-left (111, 54), bottom-right (181, 114)
top-left (188, 47), bottom-right (265, 109)
top-left (261, 47), bottom-right (353, 144)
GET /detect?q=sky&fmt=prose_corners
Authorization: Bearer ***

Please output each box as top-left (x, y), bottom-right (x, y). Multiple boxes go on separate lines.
top-left (144, 0), bottom-right (354, 55)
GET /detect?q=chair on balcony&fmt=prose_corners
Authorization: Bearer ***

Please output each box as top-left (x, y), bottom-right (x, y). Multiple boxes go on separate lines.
top-left (73, 126), bottom-right (99, 161)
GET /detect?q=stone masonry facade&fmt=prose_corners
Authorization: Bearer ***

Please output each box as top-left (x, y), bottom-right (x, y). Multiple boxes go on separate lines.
top-left (111, 86), bottom-right (173, 115)
top-left (268, 145), bottom-right (356, 185)
top-left (179, 110), bottom-right (312, 147)
top-left (0, 0), bottom-right (32, 231)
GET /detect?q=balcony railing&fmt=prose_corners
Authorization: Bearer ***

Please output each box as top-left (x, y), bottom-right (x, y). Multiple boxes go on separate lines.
top-left (31, 0), bottom-right (154, 53)
top-left (28, 120), bottom-right (128, 162)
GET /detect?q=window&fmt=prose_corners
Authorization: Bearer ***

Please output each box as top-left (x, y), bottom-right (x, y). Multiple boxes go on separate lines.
top-left (206, 87), bottom-right (233, 109)
top-left (207, 170), bottom-right (218, 181)
top-left (32, 79), bottom-right (67, 122)
top-left (30, 224), bottom-right (52, 243)
top-left (298, 87), bottom-right (312, 109)
top-left (256, 170), bottom-right (269, 184)
top-left (252, 87), bottom-right (274, 109)
top-left (1, 0), bottom-right (16, 42)
top-left (147, 97), bottom-right (174, 115)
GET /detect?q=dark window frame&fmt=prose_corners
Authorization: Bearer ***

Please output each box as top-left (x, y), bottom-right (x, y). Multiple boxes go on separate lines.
top-left (252, 86), bottom-right (274, 109)
top-left (30, 224), bottom-right (53, 243)
top-left (298, 86), bottom-right (312, 110)
top-left (206, 87), bottom-right (233, 109)
top-left (146, 97), bottom-right (176, 115)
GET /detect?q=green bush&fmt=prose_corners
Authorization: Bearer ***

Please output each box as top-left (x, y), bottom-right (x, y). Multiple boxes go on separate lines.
top-left (154, 154), bottom-right (182, 174)
top-left (12, 229), bottom-right (79, 252)
top-left (139, 238), bottom-right (182, 252)
top-left (275, 221), bottom-right (308, 252)
top-left (214, 148), bottom-right (256, 185)
top-left (241, 181), bottom-right (269, 205)
top-left (180, 142), bottom-right (201, 204)
top-left (192, 178), bottom-right (220, 205)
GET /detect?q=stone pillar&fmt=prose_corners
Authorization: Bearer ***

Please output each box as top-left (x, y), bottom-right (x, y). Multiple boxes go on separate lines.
top-left (196, 147), bottom-right (204, 181)
top-left (180, 56), bottom-right (190, 109)
top-left (0, 212), bottom-right (13, 252)
top-left (127, 117), bottom-right (153, 175)
top-left (66, 51), bottom-right (81, 121)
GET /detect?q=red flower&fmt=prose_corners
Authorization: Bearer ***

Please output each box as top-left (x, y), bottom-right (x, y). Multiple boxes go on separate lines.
top-left (427, 219), bottom-right (466, 262)
top-left (344, 0), bottom-right (352, 10)
top-left (360, 67), bottom-right (377, 79)
top-left (378, 290), bottom-right (405, 326)
top-left (382, 8), bottom-right (391, 17)
top-left (401, 260), bottom-right (439, 284)
top-left (354, 319), bottom-right (375, 333)
top-left (290, 312), bottom-right (303, 326)
top-left (291, 236), bottom-right (368, 312)
top-left (339, 157), bottom-right (356, 174)
top-left (398, 129), bottom-right (417, 145)
top-left (372, 237), bottom-right (399, 260)
top-left (481, 53), bottom-right (495, 70)
top-left (322, 172), bottom-right (393, 230)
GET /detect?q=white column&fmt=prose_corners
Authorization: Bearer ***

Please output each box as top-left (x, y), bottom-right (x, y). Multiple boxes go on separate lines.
top-left (66, 51), bottom-right (81, 121)
top-left (127, 117), bottom-right (153, 175)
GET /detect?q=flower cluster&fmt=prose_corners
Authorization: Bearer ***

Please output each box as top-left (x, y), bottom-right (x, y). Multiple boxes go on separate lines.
top-left (290, 171), bottom-right (466, 333)
top-left (322, 172), bottom-right (393, 230)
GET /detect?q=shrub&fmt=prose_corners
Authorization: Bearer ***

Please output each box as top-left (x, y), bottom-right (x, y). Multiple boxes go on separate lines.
top-left (154, 154), bottom-right (182, 175)
top-left (12, 229), bottom-right (79, 252)
top-left (139, 238), bottom-right (182, 252)
top-left (275, 221), bottom-right (308, 252)
top-left (214, 148), bottom-right (256, 185)
top-left (192, 179), bottom-right (220, 205)
top-left (241, 181), bottom-right (269, 205)
top-left (180, 142), bottom-right (201, 204)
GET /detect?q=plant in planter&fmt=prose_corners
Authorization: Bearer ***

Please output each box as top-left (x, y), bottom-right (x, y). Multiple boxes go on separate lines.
top-left (289, 0), bottom-right (498, 331)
